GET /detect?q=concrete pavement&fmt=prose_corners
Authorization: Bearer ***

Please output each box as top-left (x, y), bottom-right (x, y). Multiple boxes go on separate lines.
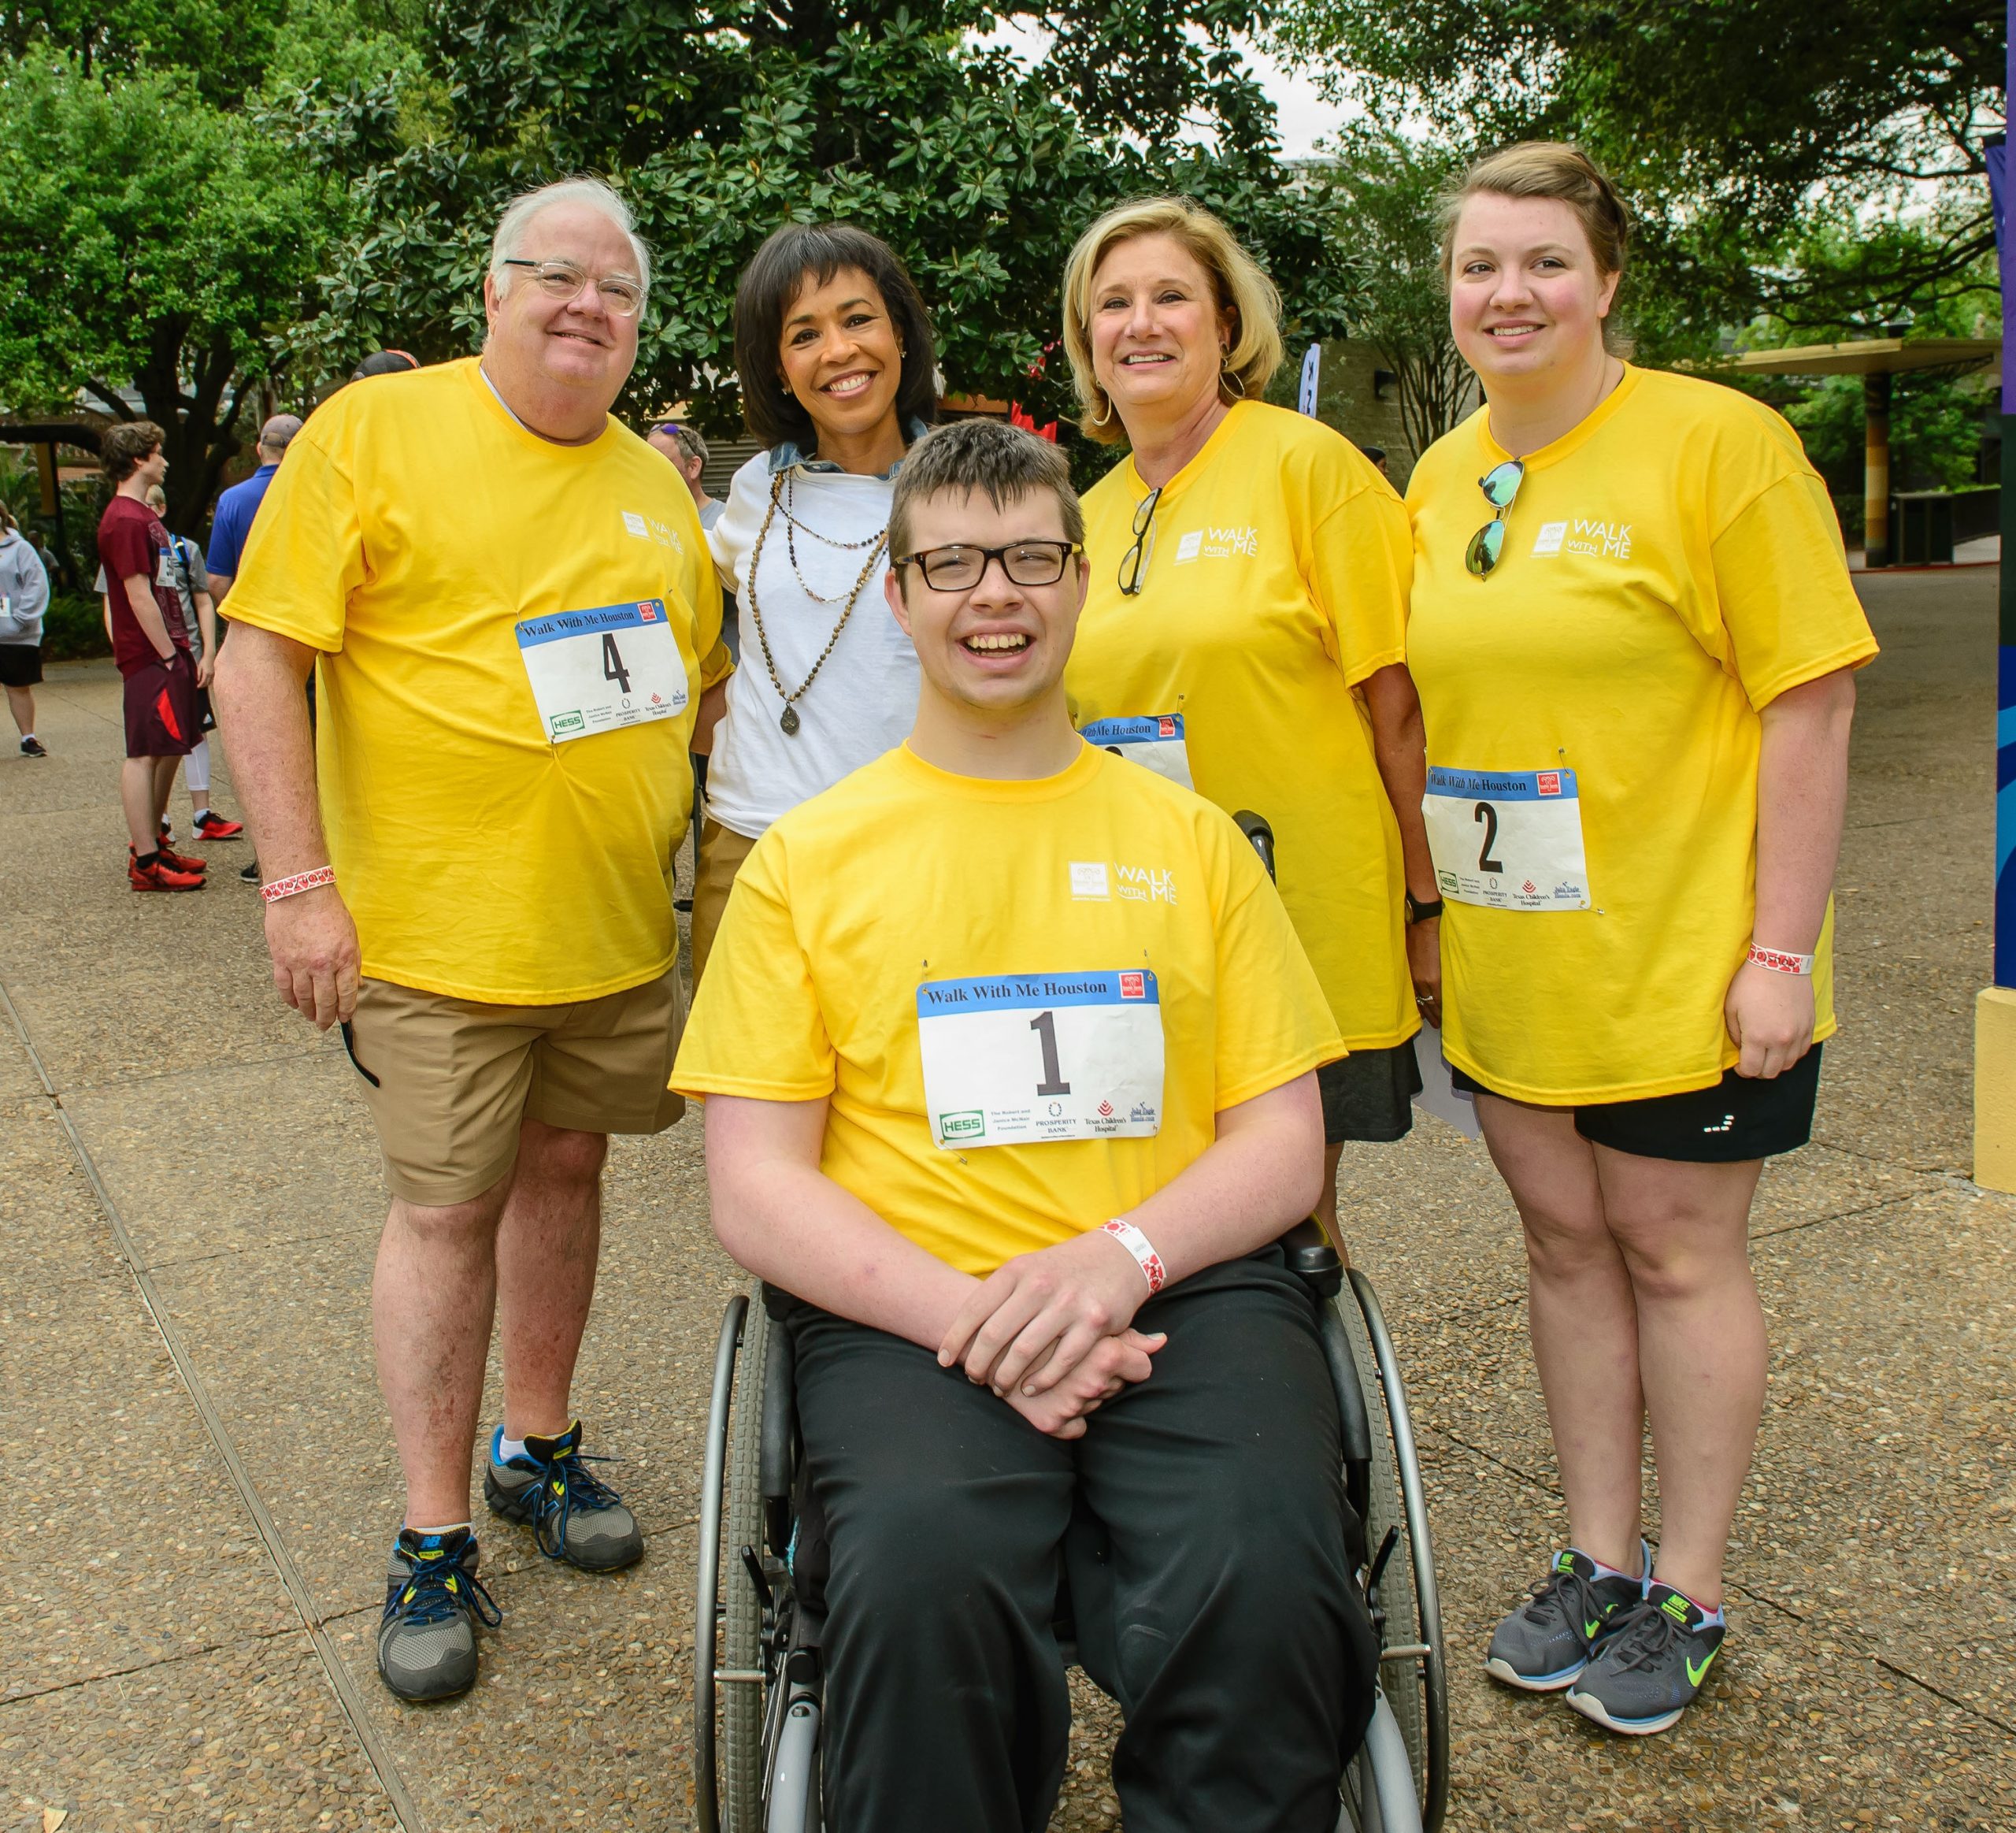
top-left (3, 564), bottom-right (2011, 1831)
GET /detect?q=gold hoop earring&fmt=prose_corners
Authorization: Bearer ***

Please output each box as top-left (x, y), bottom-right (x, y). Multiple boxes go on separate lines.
top-left (1092, 395), bottom-right (1114, 428)
top-left (1220, 367), bottom-right (1247, 401)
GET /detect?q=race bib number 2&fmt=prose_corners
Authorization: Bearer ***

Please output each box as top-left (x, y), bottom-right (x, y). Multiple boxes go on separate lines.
top-left (1423, 767), bottom-right (1591, 911)
top-left (517, 599), bottom-right (688, 744)
top-left (1080, 714), bottom-right (1194, 790)
top-left (917, 970), bottom-right (1165, 1148)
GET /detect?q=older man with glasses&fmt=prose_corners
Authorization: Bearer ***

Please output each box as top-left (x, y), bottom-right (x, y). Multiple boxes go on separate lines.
top-left (215, 177), bottom-right (730, 1702)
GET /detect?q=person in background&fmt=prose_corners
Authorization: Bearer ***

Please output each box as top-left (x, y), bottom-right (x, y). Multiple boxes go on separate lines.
top-left (1058, 196), bottom-right (1436, 1245)
top-left (351, 349), bottom-right (421, 381)
top-left (650, 421), bottom-right (738, 676)
top-left (96, 421), bottom-right (206, 891)
top-left (1358, 443), bottom-right (1390, 477)
top-left (145, 483), bottom-right (243, 844)
top-left (648, 421), bottom-right (723, 529)
top-left (207, 412), bottom-right (303, 881)
top-left (693, 221), bottom-right (939, 981)
top-left (0, 502), bottom-right (50, 757)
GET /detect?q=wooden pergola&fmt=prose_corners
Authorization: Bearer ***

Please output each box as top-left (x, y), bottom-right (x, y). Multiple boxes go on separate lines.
top-left (1727, 338), bottom-right (2000, 566)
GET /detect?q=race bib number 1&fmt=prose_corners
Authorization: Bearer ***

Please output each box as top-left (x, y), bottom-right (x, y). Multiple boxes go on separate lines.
top-left (1080, 714), bottom-right (1194, 790)
top-left (517, 599), bottom-right (688, 744)
top-left (1423, 767), bottom-right (1591, 911)
top-left (917, 970), bottom-right (1165, 1148)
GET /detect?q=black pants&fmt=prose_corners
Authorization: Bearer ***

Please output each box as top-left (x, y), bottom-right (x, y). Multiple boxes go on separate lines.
top-left (776, 1251), bottom-right (1378, 1833)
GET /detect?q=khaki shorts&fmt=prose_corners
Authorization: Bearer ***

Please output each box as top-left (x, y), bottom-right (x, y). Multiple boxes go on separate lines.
top-left (341, 969), bottom-right (687, 1207)
top-left (690, 817), bottom-right (760, 985)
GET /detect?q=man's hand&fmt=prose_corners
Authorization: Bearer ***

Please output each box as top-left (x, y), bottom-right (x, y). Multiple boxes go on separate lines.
top-left (1406, 913), bottom-right (1441, 1029)
top-left (1000, 1330), bottom-right (1162, 1438)
top-left (265, 885), bottom-right (362, 1030)
top-left (1724, 960), bottom-right (1814, 1079)
top-left (194, 651), bottom-right (214, 689)
top-left (939, 1226), bottom-right (1158, 1397)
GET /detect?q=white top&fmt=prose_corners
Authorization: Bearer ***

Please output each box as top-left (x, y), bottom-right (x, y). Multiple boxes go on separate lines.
top-left (704, 449), bottom-right (919, 839)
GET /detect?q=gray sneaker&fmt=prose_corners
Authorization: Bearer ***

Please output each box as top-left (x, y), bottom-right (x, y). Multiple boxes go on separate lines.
top-left (1485, 1544), bottom-right (1647, 1691)
top-left (379, 1526), bottom-right (499, 1701)
top-left (1566, 1583), bottom-right (1726, 1735)
top-left (484, 1420), bottom-right (643, 1572)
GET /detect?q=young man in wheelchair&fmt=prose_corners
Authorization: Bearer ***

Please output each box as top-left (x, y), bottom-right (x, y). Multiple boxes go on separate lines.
top-left (673, 419), bottom-right (1380, 1832)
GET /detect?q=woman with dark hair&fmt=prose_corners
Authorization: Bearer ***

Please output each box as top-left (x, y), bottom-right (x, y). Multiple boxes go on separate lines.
top-left (692, 222), bottom-right (938, 978)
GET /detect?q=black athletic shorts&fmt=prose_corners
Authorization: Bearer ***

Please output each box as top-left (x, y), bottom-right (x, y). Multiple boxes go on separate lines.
top-left (0, 643), bottom-right (43, 688)
top-left (1451, 1045), bottom-right (1823, 1163)
top-left (1318, 1041), bottom-right (1422, 1145)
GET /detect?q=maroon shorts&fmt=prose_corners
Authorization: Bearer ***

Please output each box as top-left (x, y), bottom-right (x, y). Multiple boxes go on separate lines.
top-left (121, 651), bottom-right (199, 759)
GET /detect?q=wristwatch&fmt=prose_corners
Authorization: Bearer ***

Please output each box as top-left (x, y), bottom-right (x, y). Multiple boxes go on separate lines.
top-left (1404, 891), bottom-right (1444, 926)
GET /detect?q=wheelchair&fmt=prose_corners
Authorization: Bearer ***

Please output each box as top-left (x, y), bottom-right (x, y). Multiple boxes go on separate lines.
top-left (691, 814), bottom-right (1449, 1833)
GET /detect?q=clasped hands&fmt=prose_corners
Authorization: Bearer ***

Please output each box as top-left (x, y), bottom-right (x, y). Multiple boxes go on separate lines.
top-left (936, 1226), bottom-right (1166, 1440)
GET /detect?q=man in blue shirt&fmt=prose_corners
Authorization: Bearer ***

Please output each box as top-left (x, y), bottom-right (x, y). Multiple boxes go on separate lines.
top-left (206, 414), bottom-right (302, 603)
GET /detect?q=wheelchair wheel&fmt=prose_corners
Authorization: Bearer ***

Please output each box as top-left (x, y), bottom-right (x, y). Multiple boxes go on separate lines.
top-left (1340, 1271), bottom-right (1448, 1833)
top-left (720, 1294), bottom-right (770, 1831)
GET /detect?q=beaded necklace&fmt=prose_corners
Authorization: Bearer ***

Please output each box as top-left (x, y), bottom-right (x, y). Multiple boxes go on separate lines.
top-left (744, 469), bottom-right (888, 736)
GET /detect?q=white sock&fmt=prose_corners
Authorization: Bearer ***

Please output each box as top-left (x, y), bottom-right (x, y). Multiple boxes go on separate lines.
top-left (185, 737), bottom-right (211, 795)
top-left (498, 1434), bottom-right (530, 1465)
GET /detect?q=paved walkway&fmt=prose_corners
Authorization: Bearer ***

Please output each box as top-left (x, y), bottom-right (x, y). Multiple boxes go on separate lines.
top-left (4, 566), bottom-right (2011, 1831)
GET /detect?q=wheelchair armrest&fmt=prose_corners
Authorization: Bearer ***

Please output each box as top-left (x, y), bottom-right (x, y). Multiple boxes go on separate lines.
top-left (1277, 1215), bottom-right (1343, 1297)
top-left (759, 1308), bottom-right (797, 1503)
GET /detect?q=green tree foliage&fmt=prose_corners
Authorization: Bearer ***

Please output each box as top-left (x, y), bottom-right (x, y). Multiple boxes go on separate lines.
top-left (1269, 0), bottom-right (2000, 347)
top-left (1306, 125), bottom-right (1472, 453)
top-left (0, 55), bottom-right (337, 529)
top-left (281, 0), bottom-right (1359, 432)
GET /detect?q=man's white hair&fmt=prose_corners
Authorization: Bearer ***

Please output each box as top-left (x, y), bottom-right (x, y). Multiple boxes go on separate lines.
top-left (489, 177), bottom-right (651, 302)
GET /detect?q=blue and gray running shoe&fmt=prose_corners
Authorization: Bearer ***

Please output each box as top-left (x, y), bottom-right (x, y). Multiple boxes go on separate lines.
top-left (484, 1420), bottom-right (643, 1572)
top-left (1566, 1582), bottom-right (1726, 1735)
top-left (1485, 1545), bottom-right (1647, 1691)
top-left (379, 1526), bottom-right (500, 1701)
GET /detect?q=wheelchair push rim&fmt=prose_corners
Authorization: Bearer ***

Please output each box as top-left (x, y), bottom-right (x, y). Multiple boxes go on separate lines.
top-left (1350, 1268), bottom-right (1450, 1833)
top-left (694, 1292), bottom-right (749, 1833)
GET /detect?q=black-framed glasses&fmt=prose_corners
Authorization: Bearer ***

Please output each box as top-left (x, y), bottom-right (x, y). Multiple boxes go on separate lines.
top-left (894, 540), bottom-right (1084, 591)
top-left (1118, 485), bottom-right (1162, 596)
top-left (501, 258), bottom-right (646, 318)
top-left (1466, 459), bottom-right (1525, 578)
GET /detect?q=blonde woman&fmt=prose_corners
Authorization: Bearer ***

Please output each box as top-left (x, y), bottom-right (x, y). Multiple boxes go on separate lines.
top-left (1060, 198), bottom-right (1440, 1238)
top-left (1404, 143), bottom-right (1876, 1735)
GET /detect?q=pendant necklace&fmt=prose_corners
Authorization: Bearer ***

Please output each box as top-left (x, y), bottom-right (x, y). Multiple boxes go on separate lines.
top-left (746, 469), bottom-right (888, 736)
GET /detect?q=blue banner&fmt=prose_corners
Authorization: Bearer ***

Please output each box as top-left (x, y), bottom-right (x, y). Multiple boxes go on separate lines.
top-left (917, 970), bottom-right (1159, 1015)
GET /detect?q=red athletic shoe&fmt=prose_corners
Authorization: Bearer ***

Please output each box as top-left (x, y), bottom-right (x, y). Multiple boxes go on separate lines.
top-left (194, 811), bottom-right (245, 840)
top-left (129, 852), bottom-right (206, 892)
top-left (152, 828), bottom-right (207, 874)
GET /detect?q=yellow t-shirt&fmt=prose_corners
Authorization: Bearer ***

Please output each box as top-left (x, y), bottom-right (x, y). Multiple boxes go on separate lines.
top-left (1403, 365), bottom-right (1878, 1103)
top-left (225, 358), bottom-right (729, 1004)
top-left (670, 741), bottom-right (1342, 1276)
top-left (1065, 399), bottom-right (1417, 1052)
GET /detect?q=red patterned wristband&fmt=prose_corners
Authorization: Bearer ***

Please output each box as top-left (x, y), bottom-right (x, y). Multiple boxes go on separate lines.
top-left (261, 866), bottom-right (337, 904)
top-left (1747, 942), bottom-right (1814, 977)
top-left (1101, 1218), bottom-right (1166, 1294)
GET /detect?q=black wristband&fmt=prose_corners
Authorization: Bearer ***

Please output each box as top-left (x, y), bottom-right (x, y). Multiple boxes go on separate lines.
top-left (1404, 891), bottom-right (1444, 926)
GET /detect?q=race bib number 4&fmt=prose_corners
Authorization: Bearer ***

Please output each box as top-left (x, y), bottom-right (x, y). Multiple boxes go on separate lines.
top-left (1080, 714), bottom-right (1194, 790)
top-left (517, 599), bottom-right (688, 744)
top-left (1423, 768), bottom-right (1591, 911)
top-left (917, 970), bottom-right (1165, 1148)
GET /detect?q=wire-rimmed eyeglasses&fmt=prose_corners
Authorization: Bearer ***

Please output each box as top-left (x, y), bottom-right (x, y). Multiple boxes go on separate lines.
top-left (501, 258), bottom-right (645, 318)
top-left (1466, 459), bottom-right (1525, 578)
